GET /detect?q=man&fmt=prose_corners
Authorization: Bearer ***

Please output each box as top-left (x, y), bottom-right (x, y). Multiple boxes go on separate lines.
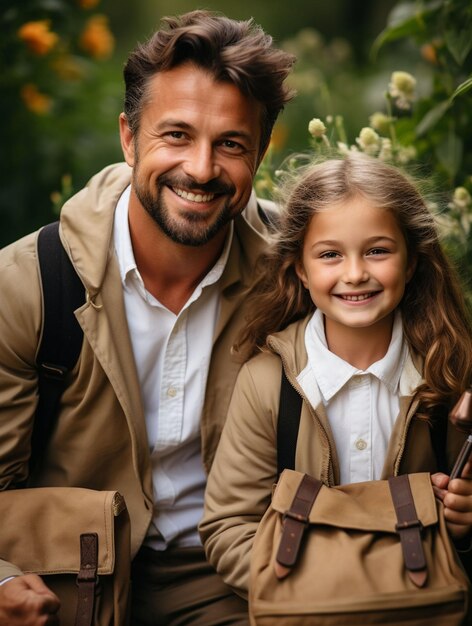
top-left (0, 9), bottom-right (295, 626)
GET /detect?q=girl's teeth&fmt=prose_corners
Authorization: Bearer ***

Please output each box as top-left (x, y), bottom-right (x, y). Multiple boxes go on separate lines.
top-left (342, 293), bottom-right (372, 301)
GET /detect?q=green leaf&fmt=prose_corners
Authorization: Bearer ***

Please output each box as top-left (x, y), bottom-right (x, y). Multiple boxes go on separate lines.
top-left (415, 100), bottom-right (451, 136)
top-left (445, 28), bottom-right (472, 66)
top-left (435, 133), bottom-right (463, 180)
top-left (37, 0), bottom-right (66, 10)
top-left (451, 76), bottom-right (472, 100)
top-left (371, 0), bottom-right (443, 59)
top-left (371, 18), bottom-right (423, 59)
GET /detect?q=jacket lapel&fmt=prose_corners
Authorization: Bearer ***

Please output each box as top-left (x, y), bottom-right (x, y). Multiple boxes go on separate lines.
top-left (76, 253), bottom-right (152, 490)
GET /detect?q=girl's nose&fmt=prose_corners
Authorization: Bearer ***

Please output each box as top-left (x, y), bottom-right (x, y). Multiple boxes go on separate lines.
top-left (343, 258), bottom-right (369, 284)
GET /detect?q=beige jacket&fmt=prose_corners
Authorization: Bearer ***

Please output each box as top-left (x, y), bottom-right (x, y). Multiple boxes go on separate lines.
top-left (0, 163), bottom-right (270, 580)
top-left (200, 316), bottom-right (464, 597)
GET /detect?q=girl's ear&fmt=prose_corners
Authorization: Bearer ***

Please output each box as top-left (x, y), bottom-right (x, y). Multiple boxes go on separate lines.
top-left (119, 113), bottom-right (135, 167)
top-left (295, 259), bottom-right (309, 289)
top-left (406, 255), bottom-right (417, 283)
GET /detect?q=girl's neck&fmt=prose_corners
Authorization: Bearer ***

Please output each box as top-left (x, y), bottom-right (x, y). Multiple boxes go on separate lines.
top-left (323, 314), bottom-right (394, 370)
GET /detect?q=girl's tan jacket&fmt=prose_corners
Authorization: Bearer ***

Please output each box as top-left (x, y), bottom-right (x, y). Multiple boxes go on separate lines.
top-left (0, 162), bottom-right (270, 581)
top-left (200, 316), bottom-right (465, 597)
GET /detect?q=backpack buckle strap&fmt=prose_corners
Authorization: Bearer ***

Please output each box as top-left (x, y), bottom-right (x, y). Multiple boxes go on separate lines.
top-left (75, 533), bottom-right (99, 626)
top-left (395, 519), bottom-right (423, 532)
top-left (276, 474), bottom-right (322, 570)
top-left (389, 475), bottom-right (428, 588)
top-left (39, 362), bottom-right (68, 382)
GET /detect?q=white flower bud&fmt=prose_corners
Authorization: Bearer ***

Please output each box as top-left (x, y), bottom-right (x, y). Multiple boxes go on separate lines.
top-left (308, 118), bottom-right (327, 138)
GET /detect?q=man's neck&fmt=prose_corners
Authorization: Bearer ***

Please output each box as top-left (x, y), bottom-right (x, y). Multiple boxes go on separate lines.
top-left (128, 199), bottom-right (228, 315)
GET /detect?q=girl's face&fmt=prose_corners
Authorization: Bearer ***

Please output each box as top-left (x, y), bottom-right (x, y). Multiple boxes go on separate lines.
top-left (296, 195), bottom-right (416, 342)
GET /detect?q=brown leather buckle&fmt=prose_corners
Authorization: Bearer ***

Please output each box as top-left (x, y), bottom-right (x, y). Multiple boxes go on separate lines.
top-left (282, 510), bottom-right (309, 526)
top-left (395, 519), bottom-right (423, 532)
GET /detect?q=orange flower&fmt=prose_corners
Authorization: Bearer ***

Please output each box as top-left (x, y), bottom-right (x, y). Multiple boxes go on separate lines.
top-left (20, 83), bottom-right (53, 114)
top-left (52, 55), bottom-right (84, 81)
top-left (18, 20), bottom-right (58, 55)
top-left (421, 43), bottom-right (438, 65)
top-left (79, 15), bottom-right (114, 59)
top-left (77, 0), bottom-right (101, 8)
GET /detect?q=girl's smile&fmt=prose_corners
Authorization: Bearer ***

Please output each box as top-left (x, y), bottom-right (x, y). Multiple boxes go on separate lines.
top-left (333, 290), bottom-right (381, 303)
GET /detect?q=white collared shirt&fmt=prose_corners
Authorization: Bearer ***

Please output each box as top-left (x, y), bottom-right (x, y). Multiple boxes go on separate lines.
top-left (114, 186), bottom-right (233, 549)
top-left (298, 309), bottom-right (407, 484)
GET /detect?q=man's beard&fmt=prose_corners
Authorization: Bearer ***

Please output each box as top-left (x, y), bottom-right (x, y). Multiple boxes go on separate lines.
top-left (134, 173), bottom-right (237, 247)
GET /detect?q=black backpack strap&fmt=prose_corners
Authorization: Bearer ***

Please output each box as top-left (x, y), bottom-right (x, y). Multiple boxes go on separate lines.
top-left (257, 202), bottom-right (280, 233)
top-left (30, 221), bottom-right (85, 473)
top-left (430, 416), bottom-right (448, 474)
top-left (276, 368), bottom-right (303, 478)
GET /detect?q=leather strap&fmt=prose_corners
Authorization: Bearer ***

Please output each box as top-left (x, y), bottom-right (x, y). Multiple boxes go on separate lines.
top-left (388, 475), bottom-right (427, 587)
top-left (276, 474), bottom-right (322, 569)
top-left (75, 533), bottom-right (99, 626)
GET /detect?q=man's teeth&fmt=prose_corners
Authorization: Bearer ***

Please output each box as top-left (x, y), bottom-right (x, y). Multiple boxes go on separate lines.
top-left (174, 188), bottom-right (215, 203)
top-left (341, 293), bottom-right (373, 301)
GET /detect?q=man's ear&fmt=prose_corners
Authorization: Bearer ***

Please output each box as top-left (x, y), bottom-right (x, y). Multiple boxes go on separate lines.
top-left (119, 113), bottom-right (135, 167)
top-left (295, 259), bottom-right (309, 290)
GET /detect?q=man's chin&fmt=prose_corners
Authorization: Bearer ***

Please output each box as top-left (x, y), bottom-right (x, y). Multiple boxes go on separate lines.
top-left (160, 219), bottom-right (228, 247)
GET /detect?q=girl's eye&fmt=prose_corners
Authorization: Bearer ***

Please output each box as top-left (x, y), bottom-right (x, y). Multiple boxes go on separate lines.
top-left (319, 251), bottom-right (340, 259)
top-left (368, 248), bottom-right (389, 256)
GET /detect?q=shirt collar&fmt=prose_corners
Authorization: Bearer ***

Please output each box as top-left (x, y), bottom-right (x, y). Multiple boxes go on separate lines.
top-left (114, 185), bottom-right (136, 284)
top-left (113, 185), bottom-right (233, 298)
top-left (306, 309), bottom-right (407, 403)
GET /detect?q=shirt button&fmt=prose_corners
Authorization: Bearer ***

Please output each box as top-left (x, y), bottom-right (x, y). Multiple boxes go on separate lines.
top-left (167, 387), bottom-right (177, 397)
top-left (355, 438), bottom-right (368, 451)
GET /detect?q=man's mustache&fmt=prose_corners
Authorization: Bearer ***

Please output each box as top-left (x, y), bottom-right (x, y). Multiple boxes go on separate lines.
top-left (157, 174), bottom-right (235, 196)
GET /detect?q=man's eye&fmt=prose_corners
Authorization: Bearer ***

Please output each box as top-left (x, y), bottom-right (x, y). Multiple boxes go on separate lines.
top-left (169, 131), bottom-right (185, 139)
top-left (220, 140), bottom-right (245, 153)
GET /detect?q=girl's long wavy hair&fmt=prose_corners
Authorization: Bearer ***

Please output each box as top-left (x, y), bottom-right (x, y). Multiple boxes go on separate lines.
top-left (238, 151), bottom-right (472, 417)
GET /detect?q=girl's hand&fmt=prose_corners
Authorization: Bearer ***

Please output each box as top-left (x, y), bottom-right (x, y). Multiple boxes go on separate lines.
top-left (431, 458), bottom-right (472, 542)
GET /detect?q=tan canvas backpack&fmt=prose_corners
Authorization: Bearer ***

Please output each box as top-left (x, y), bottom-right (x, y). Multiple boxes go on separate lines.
top-left (249, 469), bottom-right (471, 626)
top-left (0, 487), bottom-right (131, 626)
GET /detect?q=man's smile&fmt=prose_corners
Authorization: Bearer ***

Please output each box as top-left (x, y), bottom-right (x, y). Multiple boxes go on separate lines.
top-left (172, 187), bottom-right (216, 203)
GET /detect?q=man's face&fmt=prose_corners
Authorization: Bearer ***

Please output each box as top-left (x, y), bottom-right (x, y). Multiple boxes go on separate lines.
top-left (120, 63), bottom-right (263, 246)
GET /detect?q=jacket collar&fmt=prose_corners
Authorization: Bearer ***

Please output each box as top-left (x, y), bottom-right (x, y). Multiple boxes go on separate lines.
top-left (267, 315), bottom-right (423, 408)
top-left (60, 163), bottom-right (132, 297)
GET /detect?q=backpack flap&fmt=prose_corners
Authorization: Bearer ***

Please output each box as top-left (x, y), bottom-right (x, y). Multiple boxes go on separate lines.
top-left (272, 470), bottom-right (438, 533)
top-left (0, 487), bottom-right (127, 575)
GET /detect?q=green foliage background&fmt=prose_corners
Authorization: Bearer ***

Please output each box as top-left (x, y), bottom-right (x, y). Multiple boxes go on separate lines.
top-left (1, 0), bottom-right (471, 304)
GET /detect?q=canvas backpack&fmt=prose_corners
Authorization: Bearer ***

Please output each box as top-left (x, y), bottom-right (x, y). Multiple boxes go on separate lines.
top-left (248, 370), bottom-right (472, 625)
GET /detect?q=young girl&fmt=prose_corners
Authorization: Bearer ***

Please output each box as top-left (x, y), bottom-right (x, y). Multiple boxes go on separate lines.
top-left (199, 151), bottom-right (472, 597)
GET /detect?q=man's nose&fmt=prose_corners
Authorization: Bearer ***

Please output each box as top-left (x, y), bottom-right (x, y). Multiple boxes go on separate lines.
top-left (182, 142), bottom-right (221, 183)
